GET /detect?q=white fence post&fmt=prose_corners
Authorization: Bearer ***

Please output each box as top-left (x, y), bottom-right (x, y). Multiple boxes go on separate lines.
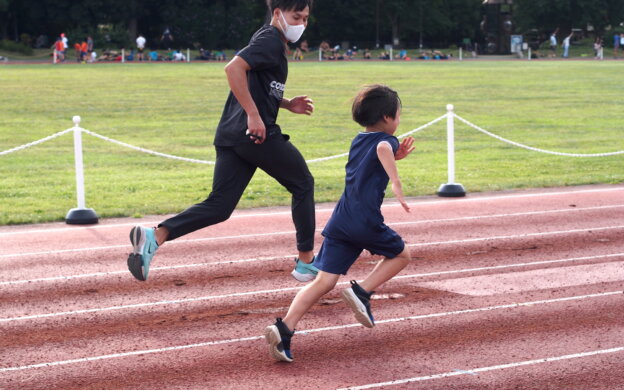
top-left (459, 47), bottom-right (463, 61)
top-left (65, 116), bottom-right (99, 224)
top-left (53, 50), bottom-right (57, 64)
top-left (122, 48), bottom-right (125, 63)
top-left (187, 48), bottom-right (190, 62)
top-left (319, 47), bottom-right (322, 62)
top-left (437, 104), bottom-right (466, 197)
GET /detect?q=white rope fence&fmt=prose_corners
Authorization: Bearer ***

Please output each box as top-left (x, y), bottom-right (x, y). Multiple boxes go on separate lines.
top-left (81, 129), bottom-right (217, 165)
top-left (1, 107), bottom-right (622, 222)
top-left (454, 115), bottom-right (624, 157)
top-left (0, 128), bottom-right (73, 156)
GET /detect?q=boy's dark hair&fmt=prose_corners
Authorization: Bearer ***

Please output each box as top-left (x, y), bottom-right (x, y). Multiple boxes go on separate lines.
top-left (267, 0), bottom-right (313, 12)
top-left (352, 85), bottom-right (402, 127)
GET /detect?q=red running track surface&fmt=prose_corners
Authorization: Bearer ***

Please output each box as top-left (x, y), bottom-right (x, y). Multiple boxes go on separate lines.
top-left (1, 184), bottom-right (623, 389)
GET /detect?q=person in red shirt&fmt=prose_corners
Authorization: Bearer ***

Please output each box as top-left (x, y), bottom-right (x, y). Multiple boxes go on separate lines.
top-left (80, 40), bottom-right (88, 62)
top-left (73, 42), bottom-right (82, 62)
top-left (54, 38), bottom-right (65, 63)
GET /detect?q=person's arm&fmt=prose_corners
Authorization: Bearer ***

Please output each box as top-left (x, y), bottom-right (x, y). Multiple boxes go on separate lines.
top-left (377, 141), bottom-right (410, 212)
top-left (280, 96), bottom-right (314, 115)
top-left (224, 56), bottom-right (265, 144)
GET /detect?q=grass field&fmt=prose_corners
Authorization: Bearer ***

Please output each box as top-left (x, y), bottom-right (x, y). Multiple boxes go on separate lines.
top-left (0, 61), bottom-right (622, 225)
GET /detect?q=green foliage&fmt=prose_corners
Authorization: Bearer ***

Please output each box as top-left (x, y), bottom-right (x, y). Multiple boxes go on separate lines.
top-left (514, 0), bottom-right (624, 35)
top-left (2, 0), bottom-right (624, 50)
top-left (0, 39), bottom-right (33, 54)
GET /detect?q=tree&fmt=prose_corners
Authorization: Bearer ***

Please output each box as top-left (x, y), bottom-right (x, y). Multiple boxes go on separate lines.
top-left (514, 0), bottom-right (624, 36)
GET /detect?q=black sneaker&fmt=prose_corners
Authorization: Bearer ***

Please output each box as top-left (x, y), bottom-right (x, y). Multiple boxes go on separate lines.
top-left (341, 280), bottom-right (375, 328)
top-left (264, 318), bottom-right (295, 362)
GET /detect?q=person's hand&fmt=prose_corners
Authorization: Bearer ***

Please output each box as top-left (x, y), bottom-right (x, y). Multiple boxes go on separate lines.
top-left (287, 96), bottom-right (314, 115)
top-left (392, 181), bottom-right (410, 213)
top-left (247, 113), bottom-right (266, 144)
top-left (395, 137), bottom-right (415, 160)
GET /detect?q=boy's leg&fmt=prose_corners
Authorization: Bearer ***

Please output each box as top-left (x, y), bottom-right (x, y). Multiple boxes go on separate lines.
top-left (340, 223), bottom-right (411, 326)
top-left (265, 271), bottom-right (339, 362)
top-left (358, 247), bottom-right (411, 293)
top-left (283, 271), bottom-right (340, 330)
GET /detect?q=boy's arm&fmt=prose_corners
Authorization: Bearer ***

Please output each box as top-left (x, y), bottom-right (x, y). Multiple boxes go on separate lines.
top-left (377, 141), bottom-right (410, 212)
top-left (224, 56), bottom-right (265, 144)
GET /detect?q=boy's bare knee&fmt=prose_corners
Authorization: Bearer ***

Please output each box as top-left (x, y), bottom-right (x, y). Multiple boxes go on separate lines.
top-left (314, 272), bottom-right (339, 293)
top-left (396, 248), bottom-right (411, 266)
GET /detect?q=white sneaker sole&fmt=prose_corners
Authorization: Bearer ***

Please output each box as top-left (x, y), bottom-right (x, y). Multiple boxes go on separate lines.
top-left (130, 226), bottom-right (146, 254)
top-left (291, 269), bottom-right (316, 282)
top-left (264, 325), bottom-right (293, 362)
top-left (341, 288), bottom-right (375, 328)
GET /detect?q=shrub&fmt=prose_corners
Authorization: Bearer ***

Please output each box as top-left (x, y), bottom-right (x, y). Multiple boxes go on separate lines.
top-left (0, 40), bottom-right (34, 55)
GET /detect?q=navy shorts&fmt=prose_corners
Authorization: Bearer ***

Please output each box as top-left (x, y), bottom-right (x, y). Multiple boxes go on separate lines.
top-left (315, 226), bottom-right (405, 275)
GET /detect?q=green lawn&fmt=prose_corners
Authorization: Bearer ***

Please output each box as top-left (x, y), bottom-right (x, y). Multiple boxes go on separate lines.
top-left (0, 61), bottom-right (622, 225)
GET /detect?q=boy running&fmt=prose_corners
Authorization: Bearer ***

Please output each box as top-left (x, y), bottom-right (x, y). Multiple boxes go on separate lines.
top-left (127, 0), bottom-right (319, 283)
top-left (265, 85), bottom-right (415, 362)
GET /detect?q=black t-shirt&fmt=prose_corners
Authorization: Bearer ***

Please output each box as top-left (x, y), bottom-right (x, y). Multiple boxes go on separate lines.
top-left (214, 25), bottom-right (288, 146)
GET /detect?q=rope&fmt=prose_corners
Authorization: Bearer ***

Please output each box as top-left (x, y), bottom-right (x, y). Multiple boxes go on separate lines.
top-left (80, 129), bottom-right (216, 165)
top-left (454, 114), bottom-right (624, 157)
top-left (305, 114), bottom-right (447, 163)
top-left (0, 128), bottom-right (74, 156)
top-left (3, 112), bottom-right (619, 162)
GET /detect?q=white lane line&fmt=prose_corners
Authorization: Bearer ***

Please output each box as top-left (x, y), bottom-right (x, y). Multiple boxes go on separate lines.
top-left (339, 347), bottom-right (624, 390)
top-left (2, 252), bottom-right (623, 322)
top-left (2, 204), bottom-right (623, 260)
top-left (2, 242), bottom-right (622, 288)
top-left (0, 254), bottom-right (294, 286)
top-left (0, 230), bottom-right (297, 259)
top-left (407, 225), bottom-right (624, 248)
top-left (1, 186), bottom-right (622, 237)
top-left (1, 290), bottom-right (620, 373)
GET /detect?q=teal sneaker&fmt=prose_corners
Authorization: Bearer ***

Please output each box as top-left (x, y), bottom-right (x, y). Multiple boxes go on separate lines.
top-left (291, 256), bottom-right (318, 282)
top-left (127, 226), bottom-right (159, 281)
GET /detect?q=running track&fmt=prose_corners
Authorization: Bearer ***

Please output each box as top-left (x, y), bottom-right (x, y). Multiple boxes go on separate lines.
top-left (1, 185), bottom-right (623, 389)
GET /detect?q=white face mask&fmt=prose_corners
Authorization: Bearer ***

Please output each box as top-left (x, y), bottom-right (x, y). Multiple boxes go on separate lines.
top-left (278, 10), bottom-right (305, 43)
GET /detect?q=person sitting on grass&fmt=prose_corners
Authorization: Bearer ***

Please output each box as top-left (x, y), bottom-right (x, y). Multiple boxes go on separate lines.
top-left (265, 84), bottom-right (415, 362)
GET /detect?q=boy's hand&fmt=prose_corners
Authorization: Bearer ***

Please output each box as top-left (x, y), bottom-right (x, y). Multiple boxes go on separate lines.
top-left (392, 182), bottom-right (411, 213)
top-left (247, 113), bottom-right (266, 144)
top-left (287, 95), bottom-right (314, 115)
top-left (395, 137), bottom-right (415, 161)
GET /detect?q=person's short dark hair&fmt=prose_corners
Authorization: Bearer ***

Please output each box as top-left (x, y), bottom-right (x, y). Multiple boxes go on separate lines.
top-left (267, 0), bottom-right (313, 12)
top-left (352, 85), bottom-right (402, 127)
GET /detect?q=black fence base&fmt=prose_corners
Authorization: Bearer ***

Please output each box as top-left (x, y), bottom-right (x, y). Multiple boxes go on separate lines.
top-left (437, 183), bottom-right (466, 197)
top-left (65, 208), bottom-right (99, 225)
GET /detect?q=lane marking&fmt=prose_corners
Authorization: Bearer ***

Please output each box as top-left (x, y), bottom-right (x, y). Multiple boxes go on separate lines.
top-left (0, 186), bottom-right (622, 237)
top-left (339, 347), bottom-right (624, 389)
top-left (406, 225), bottom-right (624, 248)
top-left (1, 290), bottom-right (621, 373)
top-left (2, 252), bottom-right (623, 321)
top-left (419, 261), bottom-right (624, 296)
top-left (0, 254), bottom-right (294, 286)
top-left (1, 246), bottom-right (622, 287)
top-left (2, 204), bottom-right (623, 260)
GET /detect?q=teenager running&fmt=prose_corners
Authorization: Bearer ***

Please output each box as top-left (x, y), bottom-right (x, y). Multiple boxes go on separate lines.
top-left (127, 0), bottom-right (319, 283)
top-left (265, 85), bottom-right (415, 362)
